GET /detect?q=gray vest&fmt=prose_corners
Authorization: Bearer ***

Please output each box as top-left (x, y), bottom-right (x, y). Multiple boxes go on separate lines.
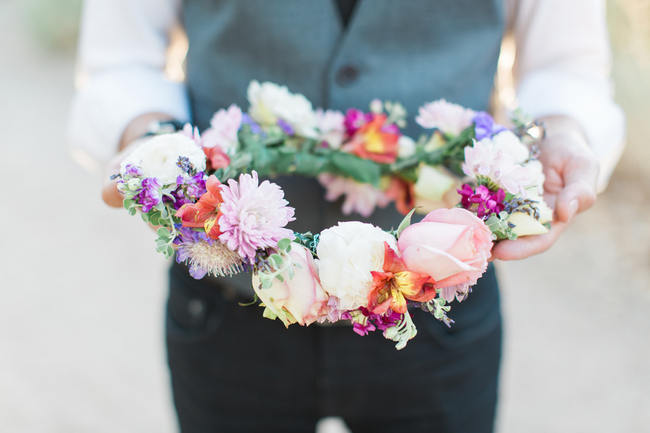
top-left (182, 0), bottom-right (505, 298)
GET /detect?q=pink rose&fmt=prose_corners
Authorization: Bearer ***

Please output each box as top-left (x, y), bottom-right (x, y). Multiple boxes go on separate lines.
top-left (252, 243), bottom-right (328, 326)
top-left (397, 208), bottom-right (493, 300)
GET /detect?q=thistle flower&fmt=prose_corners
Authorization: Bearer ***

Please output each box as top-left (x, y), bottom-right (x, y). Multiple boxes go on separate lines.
top-left (218, 171), bottom-right (295, 262)
top-left (175, 228), bottom-right (243, 279)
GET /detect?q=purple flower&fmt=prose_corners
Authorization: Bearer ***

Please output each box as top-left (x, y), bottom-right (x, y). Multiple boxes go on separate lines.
top-left (165, 172), bottom-right (208, 210)
top-left (277, 118), bottom-right (295, 135)
top-left (218, 171), bottom-right (295, 262)
top-left (458, 184), bottom-right (505, 219)
top-left (122, 164), bottom-right (142, 178)
top-left (472, 111), bottom-right (506, 141)
top-left (342, 307), bottom-right (404, 337)
top-left (134, 177), bottom-right (162, 213)
top-left (241, 113), bottom-right (264, 135)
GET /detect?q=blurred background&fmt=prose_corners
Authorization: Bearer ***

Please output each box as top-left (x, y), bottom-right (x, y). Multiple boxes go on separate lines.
top-left (1, 0), bottom-right (648, 432)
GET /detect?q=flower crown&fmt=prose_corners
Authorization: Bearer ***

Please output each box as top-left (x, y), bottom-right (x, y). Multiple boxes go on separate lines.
top-left (114, 81), bottom-right (551, 349)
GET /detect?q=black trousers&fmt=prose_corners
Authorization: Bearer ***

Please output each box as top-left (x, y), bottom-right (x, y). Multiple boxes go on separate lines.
top-left (166, 263), bottom-right (502, 433)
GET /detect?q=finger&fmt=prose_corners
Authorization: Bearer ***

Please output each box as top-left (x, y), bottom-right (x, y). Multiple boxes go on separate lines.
top-left (491, 221), bottom-right (567, 261)
top-left (102, 180), bottom-right (123, 208)
top-left (556, 157), bottom-right (599, 222)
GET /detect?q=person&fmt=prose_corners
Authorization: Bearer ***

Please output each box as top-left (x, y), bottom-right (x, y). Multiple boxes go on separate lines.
top-left (69, 1), bottom-right (624, 432)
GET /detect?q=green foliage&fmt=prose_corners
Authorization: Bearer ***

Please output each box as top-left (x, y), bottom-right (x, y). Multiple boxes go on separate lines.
top-left (485, 212), bottom-right (517, 241)
top-left (394, 208), bottom-right (417, 238)
top-left (293, 232), bottom-right (319, 256)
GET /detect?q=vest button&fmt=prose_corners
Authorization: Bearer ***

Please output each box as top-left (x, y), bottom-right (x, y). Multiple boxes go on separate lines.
top-left (336, 64), bottom-right (360, 86)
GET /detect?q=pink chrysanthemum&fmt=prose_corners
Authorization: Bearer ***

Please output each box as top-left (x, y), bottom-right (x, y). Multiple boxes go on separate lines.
top-left (218, 171), bottom-right (295, 262)
top-left (317, 173), bottom-right (390, 217)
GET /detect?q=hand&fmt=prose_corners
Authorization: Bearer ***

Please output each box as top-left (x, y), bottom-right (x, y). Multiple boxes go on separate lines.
top-left (101, 113), bottom-right (174, 208)
top-left (492, 116), bottom-right (599, 260)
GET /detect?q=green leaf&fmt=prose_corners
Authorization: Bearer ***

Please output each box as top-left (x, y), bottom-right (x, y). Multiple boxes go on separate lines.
top-left (330, 152), bottom-right (381, 186)
top-left (395, 208), bottom-right (417, 238)
top-left (157, 227), bottom-right (171, 239)
top-left (277, 238), bottom-right (292, 251)
top-left (269, 253), bottom-right (283, 268)
top-left (294, 152), bottom-right (327, 175)
top-left (149, 213), bottom-right (160, 226)
top-left (123, 199), bottom-right (136, 210)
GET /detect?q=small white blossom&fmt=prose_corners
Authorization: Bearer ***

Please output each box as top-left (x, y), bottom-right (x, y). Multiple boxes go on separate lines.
top-left (247, 81), bottom-right (317, 138)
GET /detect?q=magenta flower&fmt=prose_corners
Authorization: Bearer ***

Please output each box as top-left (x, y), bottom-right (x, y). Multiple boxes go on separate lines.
top-left (218, 171), bottom-right (295, 262)
top-left (343, 108), bottom-right (372, 136)
top-left (458, 184), bottom-right (505, 219)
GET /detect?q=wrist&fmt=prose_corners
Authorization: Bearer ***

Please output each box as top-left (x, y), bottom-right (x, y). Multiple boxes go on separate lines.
top-left (538, 115), bottom-right (588, 146)
top-left (118, 113), bottom-right (179, 151)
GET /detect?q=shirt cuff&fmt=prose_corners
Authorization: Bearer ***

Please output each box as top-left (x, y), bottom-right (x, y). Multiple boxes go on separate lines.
top-left (68, 66), bottom-right (190, 167)
top-left (516, 70), bottom-right (626, 192)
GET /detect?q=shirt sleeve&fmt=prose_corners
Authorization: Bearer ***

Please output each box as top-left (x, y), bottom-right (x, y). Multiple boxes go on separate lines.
top-left (68, 0), bottom-right (189, 166)
top-left (509, 0), bottom-right (626, 191)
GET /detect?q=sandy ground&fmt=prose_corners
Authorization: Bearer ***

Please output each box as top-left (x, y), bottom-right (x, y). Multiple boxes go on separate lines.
top-left (1, 2), bottom-right (648, 432)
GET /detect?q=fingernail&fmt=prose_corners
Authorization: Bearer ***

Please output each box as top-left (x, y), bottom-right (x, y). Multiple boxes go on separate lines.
top-left (568, 200), bottom-right (579, 219)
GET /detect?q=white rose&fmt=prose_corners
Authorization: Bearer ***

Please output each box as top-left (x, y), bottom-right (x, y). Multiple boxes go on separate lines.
top-left (247, 81), bottom-right (317, 138)
top-left (317, 221), bottom-right (397, 311)
top-left (120, 133), bottom-right (206, 185)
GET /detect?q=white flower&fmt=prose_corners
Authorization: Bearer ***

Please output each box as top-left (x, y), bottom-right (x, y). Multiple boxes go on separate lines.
top-left (120, 133), bottom-right (206, 185)
top-left (315, 109), bottom-right (345, 149)
top-left (462, 131), bottom-right (544, 196)
top-left (397, 135), bottom-right (416, 158)
top-left (415, 99), bottom-right (476, 135)
top-left (247, 80), bottom-right (317, 138)
top-left (490, 130), bottom-right (530, 164)
top-left (506, 194), bottom-right (553, 237)
top-left (317, 221), bottom-right (397, 311)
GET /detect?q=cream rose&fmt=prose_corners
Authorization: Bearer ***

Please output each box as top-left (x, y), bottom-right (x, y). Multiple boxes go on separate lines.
top-left (317, 221), bottom-right (397, 311)
top-left (252, 243), bottom-right (328, 327)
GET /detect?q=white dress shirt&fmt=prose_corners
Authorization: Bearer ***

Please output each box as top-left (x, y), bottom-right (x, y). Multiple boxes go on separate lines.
top-left (69, 0), bottom-right (625, 190)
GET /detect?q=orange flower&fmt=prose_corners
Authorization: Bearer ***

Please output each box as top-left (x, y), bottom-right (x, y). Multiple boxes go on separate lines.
top-left (175, 175), bottom-right (224, 239)
top-left (367, 242), bottom-right (437, 314)
top-left (384, 177), bottom-right (415, 215)
top-left (344, 114), bottom-right (399, 164)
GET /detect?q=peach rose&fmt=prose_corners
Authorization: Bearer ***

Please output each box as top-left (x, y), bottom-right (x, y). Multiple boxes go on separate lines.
top-left (397, 208), bottom-right (493, 300)
top-left (252, 243), bottom-right (329, 327)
